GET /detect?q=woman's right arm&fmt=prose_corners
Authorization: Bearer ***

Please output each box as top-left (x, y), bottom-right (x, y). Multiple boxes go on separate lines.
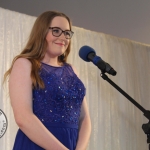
top-left (9, 58), bottom-right (69, 150)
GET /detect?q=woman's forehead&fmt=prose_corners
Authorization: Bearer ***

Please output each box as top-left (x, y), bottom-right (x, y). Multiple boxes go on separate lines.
top-left (50, 16), bottom-right (70, 30)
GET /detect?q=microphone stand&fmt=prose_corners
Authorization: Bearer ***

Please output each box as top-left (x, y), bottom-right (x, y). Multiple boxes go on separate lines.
top-left (100, 72), bottom-right (150, 150)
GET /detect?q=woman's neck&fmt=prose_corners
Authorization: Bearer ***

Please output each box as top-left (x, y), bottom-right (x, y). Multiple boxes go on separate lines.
top-left (41, 56), bottom-right (62, 67)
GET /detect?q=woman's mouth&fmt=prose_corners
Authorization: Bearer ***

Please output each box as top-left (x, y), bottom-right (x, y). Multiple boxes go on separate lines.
top-left (55, 43), bottom-right (64, 46)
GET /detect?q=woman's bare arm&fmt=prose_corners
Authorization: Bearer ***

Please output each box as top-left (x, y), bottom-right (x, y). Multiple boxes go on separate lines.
top-left (9, 58), bottom-right (69, 150)
top-left (75, 97), bottom-right (91, 150)
top-left (70, 65), bottom-right (91, 150)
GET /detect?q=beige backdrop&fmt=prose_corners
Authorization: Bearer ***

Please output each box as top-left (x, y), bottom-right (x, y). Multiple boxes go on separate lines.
top-left (0, 7), bottom-right (150, 150)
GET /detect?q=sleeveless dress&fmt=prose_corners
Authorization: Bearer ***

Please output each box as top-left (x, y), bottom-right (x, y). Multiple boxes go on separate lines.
top-left (13, 62), bottom-right (86, 150)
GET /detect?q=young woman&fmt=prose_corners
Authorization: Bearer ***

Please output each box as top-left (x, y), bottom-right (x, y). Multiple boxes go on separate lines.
top-left (4, 11), bottom-right (91, 150)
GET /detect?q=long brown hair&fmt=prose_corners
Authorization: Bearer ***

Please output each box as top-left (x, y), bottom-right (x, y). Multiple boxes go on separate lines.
top-left (3, 11), bottom-right (72, 89)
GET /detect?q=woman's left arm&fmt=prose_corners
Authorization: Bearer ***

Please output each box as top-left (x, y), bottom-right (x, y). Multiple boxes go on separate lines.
top-left (75, 97), bottom-right (92, 150)
top-left (70, 65), bottom-right (91, 150)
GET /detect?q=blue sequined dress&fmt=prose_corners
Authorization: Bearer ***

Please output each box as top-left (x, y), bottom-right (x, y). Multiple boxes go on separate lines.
top-left (13, 62), bottom-right (86, 150)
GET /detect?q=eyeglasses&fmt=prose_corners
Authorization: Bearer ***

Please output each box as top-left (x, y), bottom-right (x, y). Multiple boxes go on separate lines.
top-left (49, 27), bottom-right (74, 39)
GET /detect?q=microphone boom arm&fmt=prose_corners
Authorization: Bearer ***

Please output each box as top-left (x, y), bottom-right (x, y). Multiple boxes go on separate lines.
top-left (100, 73), bottom-right (150, 149)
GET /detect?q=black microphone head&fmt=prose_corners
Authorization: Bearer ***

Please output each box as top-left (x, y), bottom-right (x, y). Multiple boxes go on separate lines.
top-left (79, 45), bottom-right (96, 62)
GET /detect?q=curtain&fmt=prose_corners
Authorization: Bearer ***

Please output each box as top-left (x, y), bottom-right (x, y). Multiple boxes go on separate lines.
top-left (0, 7), bottom-right (150, 150)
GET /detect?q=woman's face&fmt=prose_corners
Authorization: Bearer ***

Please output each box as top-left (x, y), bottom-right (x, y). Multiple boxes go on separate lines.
top-left (45, 16), bottom-right (70, 58)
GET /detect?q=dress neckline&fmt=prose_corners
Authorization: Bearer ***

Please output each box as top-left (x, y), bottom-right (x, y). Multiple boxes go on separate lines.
top-left (41, 62), bottom-right (65, 68)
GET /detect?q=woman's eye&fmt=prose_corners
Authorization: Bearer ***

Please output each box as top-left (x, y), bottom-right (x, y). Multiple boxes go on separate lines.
top-left (53, 29), bottom-right (60, 33)
top-left (65, 32), bottom-right (70, 36)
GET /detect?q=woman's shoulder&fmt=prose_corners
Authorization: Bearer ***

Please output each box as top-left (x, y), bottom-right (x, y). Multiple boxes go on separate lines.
top-left (13, 58), bottom-right (31, 68)
top-left (66, 63), bottom-right (79, 77)
top-left (12, 58), bottom-right (32, 74)
top-left (9, 58), bottom-right (32, 89)
top-left (14, 57), bottom-right (31, 65)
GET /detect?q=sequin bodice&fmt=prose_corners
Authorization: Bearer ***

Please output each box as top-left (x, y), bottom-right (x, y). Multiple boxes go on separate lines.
top-left (32, 62), bottom-right (86, 127)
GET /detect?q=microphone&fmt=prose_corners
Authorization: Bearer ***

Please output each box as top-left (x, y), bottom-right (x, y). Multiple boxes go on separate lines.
top-left (79, 45), bottom-right (117, 76)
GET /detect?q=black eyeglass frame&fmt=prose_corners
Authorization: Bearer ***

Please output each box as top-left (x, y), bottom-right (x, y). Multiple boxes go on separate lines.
top-left (49, 27), bottom-right (74, 39)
